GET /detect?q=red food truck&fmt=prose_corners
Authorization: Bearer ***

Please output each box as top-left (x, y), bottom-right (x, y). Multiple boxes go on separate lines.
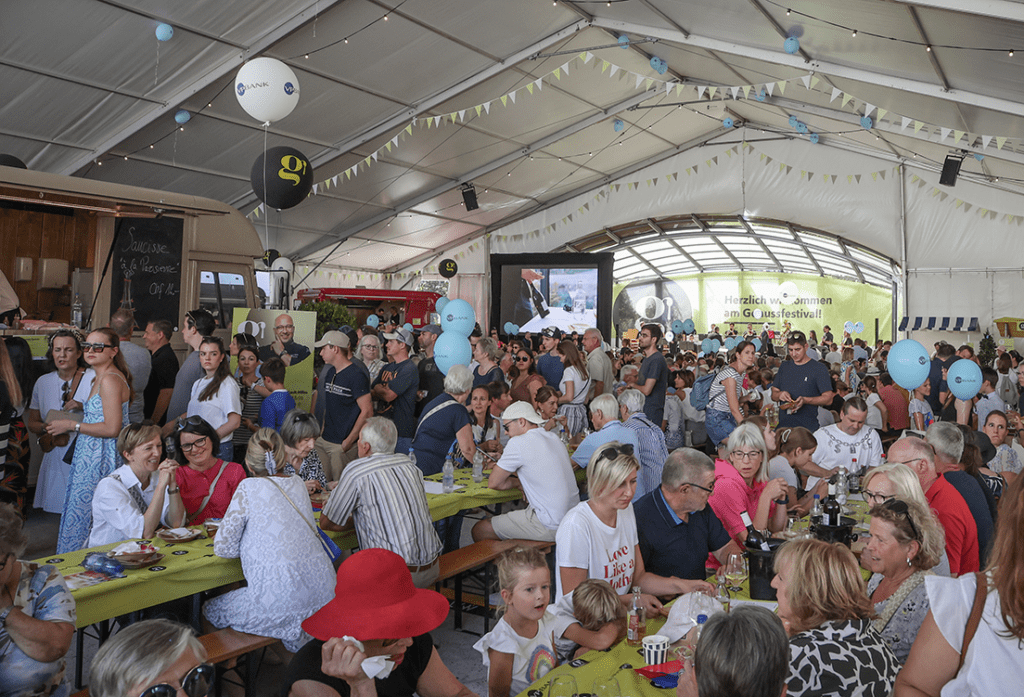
top-left (295, 288), bottom-right (442, 328)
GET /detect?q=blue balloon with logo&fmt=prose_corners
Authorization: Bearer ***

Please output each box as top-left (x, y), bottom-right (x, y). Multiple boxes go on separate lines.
top-left (710, 339), bottom-right (722, 353)
top-left (724, 337), bottom-right (737, 351)
top-left (671, 320), bottom-right (684, 335)
top-left (947, 359), bottom-right (983, 400)
top-left (752, 338), bottom-right (762, 351)
top-left (503, 322), bottom-right (513, 333)
top-left (366, 314), bottom-right (380, 328)
top-left (682, 319), bottom-right (695, 335)
top-left (510, 324), bottom-right (520, 334)
top-left (433, 332), bottom-right (472, 375)
top-left (435, 296), bottom-right (449, 313)
top-left (844, 321), bottom-right (854, 333)
top-left (854, 321), bottom-right (864, 334)
top-left (701, 339), bottom-right (713, 354)
top-left (888, 339), bottom-right (930, 391)
top-left (440, 299), bottom-right (475, 337)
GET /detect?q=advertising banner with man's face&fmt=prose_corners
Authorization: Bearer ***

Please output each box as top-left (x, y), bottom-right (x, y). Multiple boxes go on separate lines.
top-left (232, 308), bottom-right (316, 411)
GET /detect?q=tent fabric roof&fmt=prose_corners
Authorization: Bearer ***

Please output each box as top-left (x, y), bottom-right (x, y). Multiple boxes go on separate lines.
top-left (5, 0), bottom-right (1024, 275)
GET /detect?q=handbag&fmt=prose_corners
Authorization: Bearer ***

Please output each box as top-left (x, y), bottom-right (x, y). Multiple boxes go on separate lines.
top-left (268, 477), bottom-right (343, 568)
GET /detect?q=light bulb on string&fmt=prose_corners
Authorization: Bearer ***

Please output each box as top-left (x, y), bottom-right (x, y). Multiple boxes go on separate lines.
top-left (1010, 50), bottom-right (1015, 56)
top-left (852, 29), bottom-right (858, 37)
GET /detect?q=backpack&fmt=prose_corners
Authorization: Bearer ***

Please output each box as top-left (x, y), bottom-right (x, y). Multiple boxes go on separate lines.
top-left (690, 372), bottom-right (717, 411)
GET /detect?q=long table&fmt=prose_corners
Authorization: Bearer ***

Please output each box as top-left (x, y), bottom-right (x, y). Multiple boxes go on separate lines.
top-left (36, 467), bottom-right (585, 629)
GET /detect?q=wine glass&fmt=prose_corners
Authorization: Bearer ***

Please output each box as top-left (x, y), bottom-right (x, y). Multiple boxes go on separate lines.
top-left (592, 677), bottom-right (622, 697)
top-left (724, 553), bottom-right (747, 593)
top-left (548, 675), bottom-right (578, 697)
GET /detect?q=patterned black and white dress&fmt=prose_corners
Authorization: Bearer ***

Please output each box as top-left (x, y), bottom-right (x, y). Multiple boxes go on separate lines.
top-left (786, 619), bottom-right (900, 697)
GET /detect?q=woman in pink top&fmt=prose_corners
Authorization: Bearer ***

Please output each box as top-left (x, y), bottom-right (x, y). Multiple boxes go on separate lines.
top-left (707, 422), bottom-right (788, 563)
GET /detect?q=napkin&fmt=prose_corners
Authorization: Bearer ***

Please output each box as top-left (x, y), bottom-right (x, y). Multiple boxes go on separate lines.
top-left (165, 527), bottom-right (191, 536)
top-left (342, 636), bottom-right (395, 679)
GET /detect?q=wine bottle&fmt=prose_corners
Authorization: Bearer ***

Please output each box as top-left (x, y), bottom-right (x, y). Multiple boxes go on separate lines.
top-left (822, 478), bottom-right (842, 527)
top-left (530, 281), bottom-right (550, 318)
top-left (740, 510), bottom-right (770, 551)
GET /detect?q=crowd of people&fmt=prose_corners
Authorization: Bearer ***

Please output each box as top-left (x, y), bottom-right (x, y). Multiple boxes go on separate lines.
top-left (3, 312), bottom-right (1024, 697)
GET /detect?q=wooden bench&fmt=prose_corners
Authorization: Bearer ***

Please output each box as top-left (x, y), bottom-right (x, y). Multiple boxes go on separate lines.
top-left (70, 627), bottom-right (278, 697)
top-left (436, 539), bottom-right (553, 634)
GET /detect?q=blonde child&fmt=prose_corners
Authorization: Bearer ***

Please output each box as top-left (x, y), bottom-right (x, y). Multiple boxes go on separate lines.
top-left (551, 578), bottom-right (627, 661)
top-left (474, 547), bottom-right (559, 697)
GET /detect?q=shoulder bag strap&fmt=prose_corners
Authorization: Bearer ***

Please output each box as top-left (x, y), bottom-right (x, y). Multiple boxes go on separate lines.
top-left (414, 399), bottom-right (460, 440)
top-left (185, 460), bottom-right (229, 524)
top-left (958, 571), bottom-right (988, 673)
top-left (68, 368), bottom-right (85, 398)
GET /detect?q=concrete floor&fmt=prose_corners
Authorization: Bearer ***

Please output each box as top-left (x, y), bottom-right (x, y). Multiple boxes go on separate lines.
top-left (23, 503), bottom-right (497, 696)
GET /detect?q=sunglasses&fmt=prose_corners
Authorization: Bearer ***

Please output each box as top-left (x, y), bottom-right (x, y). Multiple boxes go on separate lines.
top-left (599, 443), bottom-right (634, 461)
top-left (177, 415), bottom-right (205, 430)
top-left (82, 343), bottom-right (116, 353)
top-left (62, 381), bottom-right (71, 403)
top-left (515, 356), bottom-right (531, 362)
top-left (180, 436), bottom-right (209, 452)
top-left (881, 498), bottom-right (920, 540)
top-left (139, 663), bottom-right (215, 697)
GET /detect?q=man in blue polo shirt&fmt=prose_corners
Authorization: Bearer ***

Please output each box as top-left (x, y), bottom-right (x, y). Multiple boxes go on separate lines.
top-left (772, 331), bottom-right (834, 432)
top-left (634, 448), bottom-right (740, 580)
top-left (571, 394), bottom-right (639, 468)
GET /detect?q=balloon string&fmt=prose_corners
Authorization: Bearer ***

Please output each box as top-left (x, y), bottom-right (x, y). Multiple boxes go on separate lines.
top-left (155, 39), bottom-right (160, 86)
top-left (263, 122), bottom-right (269, 251)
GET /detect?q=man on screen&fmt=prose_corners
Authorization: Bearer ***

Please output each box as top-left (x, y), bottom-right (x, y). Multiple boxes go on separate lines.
top-left (259, 313), bottom-right (311, 366)
top-left (512, 268), bottom-right (545, 327)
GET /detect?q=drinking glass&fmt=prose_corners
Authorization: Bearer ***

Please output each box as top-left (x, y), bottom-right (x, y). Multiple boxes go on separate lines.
top-left (592, 677), bottom-right (622, 697)
top-left (548, 675), bottom-right (577, 697)
top-left (724, 553), bottom-right (747, 593)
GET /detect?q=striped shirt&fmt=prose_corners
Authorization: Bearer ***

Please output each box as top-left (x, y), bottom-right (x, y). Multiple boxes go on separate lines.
top-left (622, 412), bottom-right (669, 502)
top-left (321, 452), bottom-right (442, 565)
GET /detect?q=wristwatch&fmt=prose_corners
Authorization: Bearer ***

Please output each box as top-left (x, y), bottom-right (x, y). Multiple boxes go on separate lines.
top-left (74, 422), bottom-right (81, 433)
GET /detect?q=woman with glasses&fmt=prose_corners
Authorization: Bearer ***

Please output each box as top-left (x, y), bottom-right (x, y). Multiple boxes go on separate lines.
top-left (508, 348), bottom-right (545, 404)
top-left (862, 462), bottom-right (951, 577)
top-left (171, 416), bottom-right (246, 525)
top-left (772, 538), bottom-right (900, 697)
top-left (47, 328), bottom-right (133, 552)
top-left (186, 337), bottom-right (241, 462)
top-left (0, 502), bottom-right (76, 697)
top-left (27, 329), bottom-right (85, 514)
top-left (356, 335), bottom-right (385, 384)
top-left (555, 443), bottom-right (715, 618)
top-left (707, 422), bottom-right (788, 558)
top-left (203, 428), bottom-right (334, 654)
top-left (279, 409), bottom-right (329, 493)
top-left (860, 497), bottom-right (944, 664)
top-left (89, 618), bottom-right (214, 697)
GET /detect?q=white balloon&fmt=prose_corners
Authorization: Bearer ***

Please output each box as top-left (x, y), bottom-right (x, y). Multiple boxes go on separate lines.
top-left (778, 281), bottom-right (799, 306)
top-left (235, 58), bottom-right (300, 123)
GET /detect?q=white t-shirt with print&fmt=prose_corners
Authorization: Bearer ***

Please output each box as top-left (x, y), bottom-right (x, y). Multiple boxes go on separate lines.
top-left (555, 501), bottom-right (638, 598)
top-left (473, 611), bottom-right (559, 696)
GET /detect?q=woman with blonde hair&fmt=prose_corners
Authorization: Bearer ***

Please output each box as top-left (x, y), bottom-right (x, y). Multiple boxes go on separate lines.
top-left (472, 337), bottom-right (504, 387)
top-left (203, 427), bottom-right (334, 653)
top-left (555, 442), bottom-right (714, 618)
top-left (772, 538), bottom-right (900, 697)
top-left (47, 327), bottom-right (132, 552)
top-left (895, 474), bottom-right (1024, 695)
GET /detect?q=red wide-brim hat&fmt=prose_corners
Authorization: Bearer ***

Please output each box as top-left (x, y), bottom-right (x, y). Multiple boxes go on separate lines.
top-left (302, 548), bottom-right (450, 642)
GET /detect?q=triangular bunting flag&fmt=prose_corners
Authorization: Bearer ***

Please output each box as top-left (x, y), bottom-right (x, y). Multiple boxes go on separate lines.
top-left (637, 74), bottom-right (646, 89)
top-left (686, 168), bottom-right (692, 176)
top-left (653, 178), bottom-right (658, 185)
top-left (824, 174), bottom-right (830, 182)
top-left (609, 64), bottom-right (620, 78)
top-left (433, 115), bottom-right (441, 127)
top-left (449, 112), bottom-right (456, 123)
top-left (500, 95), bottom-right (508, 107)
top-left (405, 125), bottom-right (413, 135)
top-left (526, 83), bottom-right (534, 95)
top-left (646, 78), bottom-right (654, 89)
top-left (777, 80), bottom-right (786, 95)
top-left (561, 62), bottom-right (570, 75)
top-left (810, 76), bottom-right (819, 89)
top-left (864, 103), bottom-right (875, 117)
top-left (877, 108), bottom-right (887, 120)
top-left (364, 156), bottom-right (371, 166)
top-left (627, 183), bottom-right (633, 190)
top-left (312, 184), bottom-right (318, 195)
top-left (765, 156), bottom-right (773, 165)
top-left (765, 82), bottom-right (774, 96)
top-left (731, 86), bottom-right (740, 99)
top-left (964, 203), bottom-right (972, 213)
top-left (880, 170), bottom-right (886, 180)
top-left (666, 81), bottom-right (673, 95)
top-left (708, 86), bottom-right (717, 99)
top-left (997, 137), bottom-right (1007, 149)
top-left (780, 162), bottom-right (786, 172)
top-left (553, 67), bottom-right (561, 79)
top-left (483, 102), bottom-right (491, 114)
top-left (645, 179), bottom-right (652, 187)
top-left (726, 149), bottom-right (733, 158)
top-left (979, 208), bottom-right (988, 216)
top-left (831, 175), bottom-right (838, 184)
top-left (675, 83), bottom-right (683, 95)
top-left (713, 156), bottom-right (719, 164)
top-left (808, 171), bottom-right (814, 180)
top-left (584, 52), bottom-right (594, 63)
top-left (913, 121), bottom-right (923, 134)
top-left (760, 153), bottom-right (766, 161)
top-left (801, 75), bottom-right (812, 89)
top-left (743, 85), bottom-right (751, 99)
top-left (841, 93), bottom-right (853, 107)
top-left (954, 130), bottom-right (965, 143)
top-left (693, 165), bottom-right (699, 174)
top-left (509, 91), bottom-right (516, 104)
top-left (786, 165), bottom-right (792, 175)
top-left (332, 175), bottom-right (339, 186)
top-left (855, 174), bottom-right (861, 183)
top-left (831, 87), bottom-right (842, 103)
top-left (602, 60), bottom-right (610, 73)
top-left (848, 175), bottom-right (853, 184)
top-left (990, 211), bottom-right (998, 220)
top-left (345, 169), bottom-right (351, 179)
top-left (901, 116), bottom-right (912, 131)
top-left (939, 192), bottom-right (948, 201)
top-left (371, 151), bottom-right (378, 162)
top-left (872, 172), bottom-right (878, 181)
top-left (982, 135), bottom-right (992, 149)
top-left (955, 199), bottom-right (963, 208)
top-left (940, 128), bottom-right (951, 141)
top-left (731, 145), bottom-right (739, 154)
top-left (535, 78), bottom-right (543, 91)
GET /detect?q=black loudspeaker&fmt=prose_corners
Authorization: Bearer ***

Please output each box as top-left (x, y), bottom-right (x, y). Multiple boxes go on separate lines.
top-left (939, 155), bottom-right (963, 187)
top-left (461, 183), bottom-right (479, 211)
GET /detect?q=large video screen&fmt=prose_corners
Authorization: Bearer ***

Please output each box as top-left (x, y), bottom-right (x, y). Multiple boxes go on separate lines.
top-left (490, 253), bottom-right (614, 338)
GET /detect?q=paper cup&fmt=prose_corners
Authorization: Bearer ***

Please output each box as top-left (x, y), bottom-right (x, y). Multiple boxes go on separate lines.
top-left (642, 634), bottom-right (669, 665)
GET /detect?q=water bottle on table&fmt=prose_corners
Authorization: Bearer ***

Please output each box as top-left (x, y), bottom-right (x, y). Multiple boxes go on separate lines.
top-left (442, 455), bottom-right (455, 494)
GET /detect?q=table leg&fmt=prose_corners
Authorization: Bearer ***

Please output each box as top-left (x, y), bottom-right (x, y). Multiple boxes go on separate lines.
top-left (191, 592), bottom-right (202, 633)
top-left (454, 573), bottom-right (463, 631)
top-left (483, 562), bottom-right (492, 635)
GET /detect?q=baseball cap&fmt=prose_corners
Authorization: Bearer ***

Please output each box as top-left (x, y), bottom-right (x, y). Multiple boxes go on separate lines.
top-left (382, 328), bottom-right (414, 346)
top-left (417, 324), bottom-right (442, 336)
top-left (541, 326), bottom-right (563, 340)
top-left (501, 401), bottom-right (545, 425)
top-left (314, 330), bottom-right (350, 349)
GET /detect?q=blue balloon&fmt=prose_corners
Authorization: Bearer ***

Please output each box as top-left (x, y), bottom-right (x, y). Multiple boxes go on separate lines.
top-left (671, 320), bottom-right (684, 335)
top-left (784, 37), bottom-right (800, 54)
top-left (366, 314), bottom-right (380, 328)
top-left (510, 324), bottom-right (520, 334)
top-left (844, 321), bottom-right (854, 333)
top-left (681, 319), bottom-right (695, 334)
top-left (618, 35), bottom-right (630, 48)
top-left (947, 359), bottom-right (983, 400)
top-left (854, 321), bottom-right (864, 334)
top-left (503, 322), bottom-right (513, 333)
top-left (440, 299), bottom-right (475, 337)
top-left (174, 109), bottom-right (191, 124)
top-left (809, 133), bottom-right (819, 144)
top-left (723, 117), bottom-right (734, 129)
top-left (788, 115), bottom-right (798, 127)
top-left (888, 339), bottom-right (930, 391)
top-left (434, 332), bottom-right (472, 375)
top-left (724, 337), bottom-right (737, 351)
top-left (974, 153), bottom-right (984, 162)
top-left (860, 115), bottom-right (874, 130)
top-left (701, 339), bottom-right (713, 354)
top-left (796, 122), bottom-right (808, 134)
top-left (435, 296), bottom-right (449, 313)
top-left (752, 338), bottom-right (762, 351)
top-left (155, 23), bottom-right (174, 41)
top-left (710, 339), bottom-right (721, 353)
top-left (403, 322), bottom-right (414, 332)
top-left (613, 119), bottom-right (625, 132)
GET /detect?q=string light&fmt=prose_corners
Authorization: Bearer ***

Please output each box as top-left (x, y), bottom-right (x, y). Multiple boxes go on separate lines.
top-left (851, 29), bottom-right (858, 37)
top-left (1010, 50), bottom-right (1015, 57)
top-left (926, 45), bottom-right (931, 52)
top-left (786, 8), bottom-right (791, 14)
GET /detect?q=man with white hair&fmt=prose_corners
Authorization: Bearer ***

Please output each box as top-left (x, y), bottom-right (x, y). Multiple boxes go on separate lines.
top-left (320, 416), bottom-right (442, 588)
top-left (618, 389), bottom-right (668, 501)
top-left (571, 394), bottom-right (639, 468)
top-left (583, 327), bottom-right (614, 398)
top-left (925, 422), bottom-right (995, 564)
top-left (887, 436), bottom-right (979, 575)
top-left (472, 401), bottom-right (579, 542)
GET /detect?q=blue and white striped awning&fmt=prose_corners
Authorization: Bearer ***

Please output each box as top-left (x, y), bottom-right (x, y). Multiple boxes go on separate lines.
top-left (898, 316), bottom-right (979, 332)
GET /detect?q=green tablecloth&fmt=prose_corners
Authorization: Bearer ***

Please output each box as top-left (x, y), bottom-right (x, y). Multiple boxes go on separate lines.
top-left (37, 467), bottom-right (586, 628)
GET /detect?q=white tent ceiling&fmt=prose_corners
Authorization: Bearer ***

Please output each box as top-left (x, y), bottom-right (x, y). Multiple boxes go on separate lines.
top-left (5, 0), bottom-right (1024, 285)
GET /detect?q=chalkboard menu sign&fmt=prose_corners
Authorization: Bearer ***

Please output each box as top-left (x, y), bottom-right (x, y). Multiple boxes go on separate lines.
top-left (108, 217), bottom-right (184, 328)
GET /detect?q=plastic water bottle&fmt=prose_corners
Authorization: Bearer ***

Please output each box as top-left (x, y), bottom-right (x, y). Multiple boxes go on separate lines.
top-left (694, 614), bottom-right (708, 644)
top-left (471, 449), bottom-right (484, 483)
top-left (810, 494), bottom-right (822, 524)
top-left (836, 466), bottom-right (849, 506)
top-left (442, 456), bottom-right (455, 494)
top-left (72, 293), bottom-right (83, 328)
top-left (407, 448), bottom-right (417, 469)
top-left (82, 552), bottom-right (125, 578)
top-left (558, 424), bottom-right (569, 445)
top-left (627, 586), bottom-right (646, 646)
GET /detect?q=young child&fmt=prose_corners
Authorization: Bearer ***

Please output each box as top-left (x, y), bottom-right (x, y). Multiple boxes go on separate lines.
top-left (908, 380), bottom-right (933, 431)
top-left (474, 547), bottom-right (559, 697)
top-left (550, 578), bottom-right (626, 661)
top-left (259, 357), bottom-right (295, 432)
